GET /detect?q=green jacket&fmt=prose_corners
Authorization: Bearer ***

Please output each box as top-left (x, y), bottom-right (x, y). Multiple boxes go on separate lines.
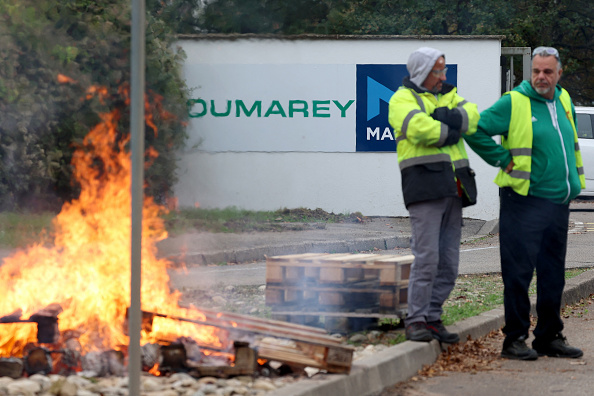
top-left (389, 77), bottom-right (480, 207)
top-left (464, 80), bottom-right (583, 204)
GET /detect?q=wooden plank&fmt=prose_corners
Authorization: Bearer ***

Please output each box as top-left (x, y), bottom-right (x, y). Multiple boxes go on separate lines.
top-left (184, 305), bottom-right (328, 335)
top-left (266, 283), bottom-right (407, 294)
top-left (255, 337), bottom-right (353, 374)
top-left (318, 292), bottom-right (344, 306)
top-left (271, 311), bottom-right (402, 319)
top-left (142, 310), bottom-right (342, 346)
top-left (266, 253), bottom-right (330, 263)
top-left (265, 263), bottom-right (284, 283)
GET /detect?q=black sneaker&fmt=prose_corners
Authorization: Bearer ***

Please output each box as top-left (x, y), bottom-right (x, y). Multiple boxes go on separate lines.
top-left (533, 333), bottom-right (583, 358)
top-left (427, 320), bottom-right (460, 343)
top-left (405, 322), bottom-right (433, 342)
top-left (501, 336), bottom-right (538, 360)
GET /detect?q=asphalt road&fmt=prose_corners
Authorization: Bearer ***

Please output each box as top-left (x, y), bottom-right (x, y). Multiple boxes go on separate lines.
top-left (167, 200), bottom-right (594, 289)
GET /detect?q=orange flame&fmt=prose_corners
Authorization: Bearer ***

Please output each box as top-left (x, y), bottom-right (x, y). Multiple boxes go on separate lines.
top-left (57, 74), bottom-right (77, 84)
top-left (0, 90), bottom-right (224, 360)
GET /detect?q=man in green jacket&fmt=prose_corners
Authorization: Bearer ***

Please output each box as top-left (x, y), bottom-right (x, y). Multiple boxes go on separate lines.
top-left (389, 47), bottom-right (479, 343)
top-left (464, 46), bottom-right (585, 360)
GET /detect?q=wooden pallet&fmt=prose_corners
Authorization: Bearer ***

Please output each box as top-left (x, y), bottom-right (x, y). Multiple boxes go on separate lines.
top-left (266, 253), bottom-right (412, 286)
top-left (265, 253), bottom-right (413, 331)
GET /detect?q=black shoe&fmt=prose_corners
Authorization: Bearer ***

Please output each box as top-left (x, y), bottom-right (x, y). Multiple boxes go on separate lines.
top-left (533, 333), bottom-right (583, 358)
top-left (501, 336), bottom-right (538, 360)
top-left (405, 322), bottom-right (433, 342)
top-left (427, 320), bottom-right (460, 343)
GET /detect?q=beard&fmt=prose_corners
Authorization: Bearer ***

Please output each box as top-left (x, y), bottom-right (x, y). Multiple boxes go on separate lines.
top-left (534, 85), bottom-right (552, 96)
top-left (532, 80), bottom-right (552, 96)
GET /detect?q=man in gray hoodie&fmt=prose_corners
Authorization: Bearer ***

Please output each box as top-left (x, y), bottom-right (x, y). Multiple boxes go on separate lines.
top-left (389, 47), bottom-right (479, 343)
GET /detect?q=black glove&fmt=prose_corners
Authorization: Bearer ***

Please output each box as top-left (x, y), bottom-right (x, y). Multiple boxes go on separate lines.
top-left (431, 107), bottom-right (463, 130)
top-left (441, 128), bottom-right (461, 146)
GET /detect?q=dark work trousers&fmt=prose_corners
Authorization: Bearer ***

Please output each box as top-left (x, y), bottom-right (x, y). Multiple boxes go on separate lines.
top-left (405, 196), bottom-right (462, 326)
top-left (499, 187), bottom-right (569, 347)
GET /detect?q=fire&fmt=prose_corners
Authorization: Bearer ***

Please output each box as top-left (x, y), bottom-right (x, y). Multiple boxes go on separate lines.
top-left (57, 73), bottom-right (76, 84)
top-left (0, 87), bottom-right (225, 361)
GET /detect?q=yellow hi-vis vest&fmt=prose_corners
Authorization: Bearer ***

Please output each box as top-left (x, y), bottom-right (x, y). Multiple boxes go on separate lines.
top-left (493, 89), bottom-right (586, 195)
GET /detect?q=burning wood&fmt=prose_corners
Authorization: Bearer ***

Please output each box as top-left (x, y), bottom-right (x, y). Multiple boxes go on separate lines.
top-left (0, 304), bottom-right (62, 345)
top-left (23, 346), bottom-right (52, 375)
top-left (0, 358), bottom-right (23, 379)
top-left (139, 308), bottom-right (354, 375)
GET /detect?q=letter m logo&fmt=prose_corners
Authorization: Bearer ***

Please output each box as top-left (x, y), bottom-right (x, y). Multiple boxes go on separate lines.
top-left (355, 65), bottom-right (406, 152)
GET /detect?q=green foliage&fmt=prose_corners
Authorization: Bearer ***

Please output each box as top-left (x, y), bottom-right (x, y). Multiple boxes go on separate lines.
top-left (159, 0), bottom-right (592, 104)
top-left (0, 0), bottom-right (189, 211)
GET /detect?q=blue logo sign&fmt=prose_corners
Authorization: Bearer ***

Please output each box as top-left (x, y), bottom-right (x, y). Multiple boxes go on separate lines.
top-left (355, 64), bottom-right (457, 152)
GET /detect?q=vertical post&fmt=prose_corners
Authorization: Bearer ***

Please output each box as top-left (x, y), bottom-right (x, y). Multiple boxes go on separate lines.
top-left (129, 0), bottom-right (145, 393)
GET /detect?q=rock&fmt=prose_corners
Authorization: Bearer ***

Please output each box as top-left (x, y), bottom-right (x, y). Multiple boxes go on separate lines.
top-left (6, 378), bottom-right (42, 396)
top-left (211, 296), bottom-right (227, 305)
top-left (145, 391), bottom-right (177, 396)
top-left (200, 383), bottom-right (219, 394)
top-left (28, 374), bottom-right (51, 392)
top-left (196, 377), bottom-right (218, 386)
top-left (58, 380), bottom-right (78, 396)
top-left (251, 379), bottom-right (277, 391)
top-left (367, 330), bottom-right (383, 342)
top-left (141, 377), bottom-right (163, 392)
top-left (348, 333), bottom-right (368, 343)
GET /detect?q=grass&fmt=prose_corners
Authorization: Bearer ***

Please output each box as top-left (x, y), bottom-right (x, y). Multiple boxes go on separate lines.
top-left (163, 206), bottom-right (363, 234)
top-left (441, 268), bottom-right (591, 326)
top-left (0, 207), bottom-right (362, 248)
top-left (0, 211), bottom-right (56, 248)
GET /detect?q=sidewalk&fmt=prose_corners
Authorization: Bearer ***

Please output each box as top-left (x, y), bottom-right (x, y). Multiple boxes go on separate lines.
top-left (156, 216), bottom-right (497, 266)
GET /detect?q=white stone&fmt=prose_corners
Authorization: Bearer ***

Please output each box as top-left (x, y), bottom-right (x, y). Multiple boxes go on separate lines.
top-left (196, 377), bottom-right (218, 385)
top-left (144, 391), bottom-right (177, 396)
top-left (141, 378), bottom-right (163, 392)
top-left (7, 378), bottom-right (41, 395)
top-left (200, 383), bottom-right (219, 394)
top-left (185, 390), bottom-right (206, 396)
top-left (168, 373), bottom-right (195, 383)
top-left (76, 390), bottom-right (98, 396)
top-left (28, 374), bottom-right (52, 392)
top-left (211, 296), bottom-right (227, 305)
top-left (251, 379), bottom-right (277, 391)
top-left (59, 380), bottom-right (78, 396)
top-left (66, 375), bottom-right (93, 388)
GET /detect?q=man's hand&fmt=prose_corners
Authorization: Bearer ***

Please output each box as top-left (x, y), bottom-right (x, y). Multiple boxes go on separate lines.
top-left (505, 160), bottom-right (514, 174)
top-left (431, 107), bottom-right (463, 130)
top-left (442, 128), bottom-right (461, 146)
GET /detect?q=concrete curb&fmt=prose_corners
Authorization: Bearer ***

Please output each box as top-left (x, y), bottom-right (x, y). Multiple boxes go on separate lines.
top-left (168, 236), bottom-right (412, 266)
top-left (268, 269), bottom-right (594, 396)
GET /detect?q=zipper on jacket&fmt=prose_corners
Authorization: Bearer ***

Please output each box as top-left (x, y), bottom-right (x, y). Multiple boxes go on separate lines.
top-left (546, 101), bottom-right (571, 203)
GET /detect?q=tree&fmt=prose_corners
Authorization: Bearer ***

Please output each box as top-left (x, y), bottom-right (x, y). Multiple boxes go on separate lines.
top-left (0, 0), bottom-right (190, 211)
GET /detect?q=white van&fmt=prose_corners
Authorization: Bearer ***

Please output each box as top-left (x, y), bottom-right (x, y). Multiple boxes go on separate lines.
top-left (576, 106), bottom-right (594, 196)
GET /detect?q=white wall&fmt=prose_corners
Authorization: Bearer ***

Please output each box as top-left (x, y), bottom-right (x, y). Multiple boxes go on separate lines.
top-left (173, 36), bottom-right (503, 220)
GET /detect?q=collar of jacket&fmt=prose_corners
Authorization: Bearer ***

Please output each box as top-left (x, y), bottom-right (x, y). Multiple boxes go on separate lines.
top-left (402, 76), bottom-right (455, 95)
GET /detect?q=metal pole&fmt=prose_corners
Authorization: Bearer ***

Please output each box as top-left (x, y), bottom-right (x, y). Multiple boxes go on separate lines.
top-left (129, 0), bottom-right (145, 393)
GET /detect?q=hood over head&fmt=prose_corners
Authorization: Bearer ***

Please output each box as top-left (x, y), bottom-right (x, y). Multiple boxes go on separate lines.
top-left (407, 47), bottom-right (445, 87)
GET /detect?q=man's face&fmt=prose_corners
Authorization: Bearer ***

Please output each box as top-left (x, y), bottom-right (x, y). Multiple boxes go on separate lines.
top-left (531, 55), bottom-right (562, 99)
top-left (422, 57), bottom-right (447, 93)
